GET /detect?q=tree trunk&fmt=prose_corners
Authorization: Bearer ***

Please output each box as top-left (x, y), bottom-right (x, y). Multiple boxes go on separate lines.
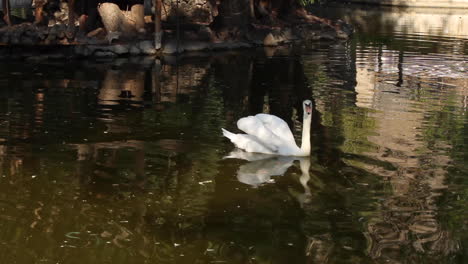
top-left (154, 0), bottom-right (162, 49)
top-left (2, 0), bottom-right (11, 26)
top-left (68, 0), bottom-right (75, 28)
top-left (249, 0), bottom-right (255, 19)
top-left (34, 0), bottom-right (45, 25)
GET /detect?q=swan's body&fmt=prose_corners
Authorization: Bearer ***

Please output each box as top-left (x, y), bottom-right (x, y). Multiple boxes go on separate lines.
top-left (222, 100), bottom-right (312, 156)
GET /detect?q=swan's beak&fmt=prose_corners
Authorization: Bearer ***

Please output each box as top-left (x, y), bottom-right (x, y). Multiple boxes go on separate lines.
top-left (305, 103), bottom-right (312, 115)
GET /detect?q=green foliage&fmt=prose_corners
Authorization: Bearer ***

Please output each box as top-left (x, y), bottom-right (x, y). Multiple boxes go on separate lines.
top-left (299, 0), bottom-right (316, 7)
top-left (340, 107), bottom-right (376, 154)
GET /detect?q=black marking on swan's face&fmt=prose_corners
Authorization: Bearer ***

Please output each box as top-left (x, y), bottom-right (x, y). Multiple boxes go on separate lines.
top-left (303, 100), bottom-right (312, 115)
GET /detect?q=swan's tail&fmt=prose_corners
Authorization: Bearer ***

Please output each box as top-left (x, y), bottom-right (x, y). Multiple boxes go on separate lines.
top-left (221, 128), bottom-right (236, 142)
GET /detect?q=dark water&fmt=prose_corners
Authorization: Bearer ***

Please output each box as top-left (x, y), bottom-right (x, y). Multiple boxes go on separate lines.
top-left (1, 6), bottom-right (467, 264)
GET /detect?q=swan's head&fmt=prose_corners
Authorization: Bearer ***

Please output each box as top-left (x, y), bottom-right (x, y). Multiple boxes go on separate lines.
top-left (303, 100), bottom-right (313, 117)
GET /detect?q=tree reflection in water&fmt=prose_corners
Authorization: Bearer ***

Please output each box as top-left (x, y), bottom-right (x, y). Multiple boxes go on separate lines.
top-left (0, 29), bottom-right (467, 263)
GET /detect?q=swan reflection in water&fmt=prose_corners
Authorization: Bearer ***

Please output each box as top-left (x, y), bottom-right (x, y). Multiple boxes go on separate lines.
top-left (225, 149), bottom-right (313, 207)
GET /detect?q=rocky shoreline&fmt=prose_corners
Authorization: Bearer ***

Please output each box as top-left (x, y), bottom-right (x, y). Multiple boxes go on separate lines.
top-left (0, 20), bottom-right (353, 59)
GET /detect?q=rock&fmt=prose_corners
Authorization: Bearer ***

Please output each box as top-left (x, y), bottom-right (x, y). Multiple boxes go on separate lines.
top-left (138, 40), bottom-right (156, 55)
top-left (58, 38), bottom-right (70, 45)
top-left (48, 24), bottom-right (60, 36)
top-left (106, 31), bottom-right (121, 44)
top-left (211, 42), bottom-right (227, 49)
top-left (24, 28), bottom-right (41, 44)
top-left (74, 45), bottom-right (90, 57)
top-left (94, 50), bottom-right (117, 57)
top-left (212, 41), bottom-right (252, 50)
top-left (10, 34), bottom-right (21, 45)
top-left (46, 25), bottom-right (60, 43)
top-left (112, 58), bottom-right (129, 66)
top-left (281, 28), bottom-right (296, 42)
top-left (57, 24), bottom-right (67, 39)
top-left (264, 29), bottom-right (297, 46)
top-left (246, 28), bottom-right (269, 45)
top-left (0, 28), bottom-right (10, 43)
top-left (161, 0), bottom-right (216, 24)
top-left (99, 3), bottom-right (138, 39)
top-left (54, 2), bottom-right (70, 24)
top-left (183, 41), bottom-right (210, 52)
top-left (336, 19), bottom-right (354, 37)
top-left (65, 25), bottom-right (77, 40)
top-left (320, 31), bottom-right (337, 41)
top-left (293, 23), bottom-right (322, 41)
top-left (162, 40), bottom-right (184, 54)
top-left (57, 30), bottom-right (67, 39)
top-left (75, 31), bottom-right (88, 43)
top-left (85, 37), bottom-right (107, 45)
top-left (109, 44), bottom-right (129, 55)
top-left (263, 33), bottom-right (278, 46)
top-left (37, 27), bottom-right (48, 40)
top-left (89, 45), bottom-right (101, 54)
top-left (131, 4), bottom-right (145, 33)
top-left (142, 48), bottom-right (157, 55)
top-left (87, 27), bottom-right (105, 38)
top-left (129, 45), bottom-right (141, 55)
top-left (336, 30), bottom-right (349, 40)
top-left (197, 26), bottom-right (214, 41)
top-left (44, 36), bottom-right (57, 44)
top-left (21, 36), bottom-right (36, 45)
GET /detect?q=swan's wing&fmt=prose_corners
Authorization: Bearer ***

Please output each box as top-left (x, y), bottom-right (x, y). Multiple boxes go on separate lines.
top-left (223, 149), bottom-right (277, 161)
top-left (255, 114), bottom-right (297, 147)
top-left (237, 116), bottom-right (285, 151)
top-left (222, 128), bottom-right (276, 154)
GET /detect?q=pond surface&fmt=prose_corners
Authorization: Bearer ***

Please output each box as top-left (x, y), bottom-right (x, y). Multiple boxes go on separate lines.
top-left (0, 5), bottom-right (467, 264)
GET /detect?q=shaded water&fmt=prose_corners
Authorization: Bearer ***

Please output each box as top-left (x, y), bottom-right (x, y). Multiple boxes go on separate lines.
top-left (1, 5), bottom-right (467, 264)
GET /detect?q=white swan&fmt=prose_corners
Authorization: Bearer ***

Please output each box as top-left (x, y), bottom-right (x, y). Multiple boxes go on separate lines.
top-left (222, 100), bottom-right (312, 156)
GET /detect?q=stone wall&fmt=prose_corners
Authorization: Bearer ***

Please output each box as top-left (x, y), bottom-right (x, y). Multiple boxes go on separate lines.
top-left (161, 0), bottom-right (218, 24)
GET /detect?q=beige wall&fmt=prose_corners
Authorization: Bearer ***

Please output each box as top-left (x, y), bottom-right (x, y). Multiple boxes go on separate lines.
top-left (346, 0), bottom-right (468, 8)
top-left (339, 6), bottom-right (468, 38)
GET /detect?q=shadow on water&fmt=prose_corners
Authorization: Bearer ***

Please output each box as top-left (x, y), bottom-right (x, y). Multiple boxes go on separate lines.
top-left (1, 6), bottom-right (468, 263)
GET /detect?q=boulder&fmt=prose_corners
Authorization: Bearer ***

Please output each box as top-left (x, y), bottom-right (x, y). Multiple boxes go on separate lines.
top-left (161, 0), bottom-right (218, 24)
top-left (263, 29), bottom-right (294, 46)
top-left (94, 50), bottom-right (117, 57)
top-left (74, 45), bottom-right (91, 57)
top-left (109, 44), bottom-right (130, 55)
top-left (138, 40), bottom-right (156, 55)
top-left (183, 41), bottom-right (210, 52)
top-left (130, 45), bottom-right (141, 55)
top-left (162, 40), bottom-right (184, 54)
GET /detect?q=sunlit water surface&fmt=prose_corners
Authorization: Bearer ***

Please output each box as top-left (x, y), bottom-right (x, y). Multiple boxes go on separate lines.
top-left (0, 5), bottom-right (467, 264)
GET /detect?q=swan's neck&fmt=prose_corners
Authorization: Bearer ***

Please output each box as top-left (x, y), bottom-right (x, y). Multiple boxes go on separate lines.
top-left (300, 115), bottom-right (311, 155)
